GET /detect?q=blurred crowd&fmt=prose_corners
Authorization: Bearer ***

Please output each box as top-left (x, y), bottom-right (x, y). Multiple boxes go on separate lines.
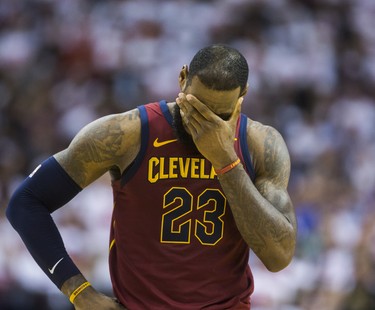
top-left (0, 0), bottom-right (375, 309)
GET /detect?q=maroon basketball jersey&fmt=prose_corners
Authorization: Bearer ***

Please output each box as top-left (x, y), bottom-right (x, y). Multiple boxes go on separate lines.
top-left (109, 101), bottom-right (255, 309)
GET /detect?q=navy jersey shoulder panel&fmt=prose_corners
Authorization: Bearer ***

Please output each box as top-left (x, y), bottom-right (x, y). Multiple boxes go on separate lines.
top-left (239, 114), bottom-right (256, 181)
top-left (159, 100), bottom-right (173, 126)
top-left (120, 105), bottom-right (149, 186)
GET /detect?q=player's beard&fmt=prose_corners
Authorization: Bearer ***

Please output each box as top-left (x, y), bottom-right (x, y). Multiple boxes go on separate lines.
top-left (172, 104), bottom-right (199, 153)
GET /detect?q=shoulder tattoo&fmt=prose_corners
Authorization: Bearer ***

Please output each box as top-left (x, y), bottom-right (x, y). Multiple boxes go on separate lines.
top-left (59, 109), bottom-right (139, 185)
top-left (263, 127), bottom-right (290, 187)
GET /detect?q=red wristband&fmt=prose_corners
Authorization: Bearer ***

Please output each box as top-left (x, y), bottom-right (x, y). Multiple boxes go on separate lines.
top-left (215, 158), bottom-right (241, 175)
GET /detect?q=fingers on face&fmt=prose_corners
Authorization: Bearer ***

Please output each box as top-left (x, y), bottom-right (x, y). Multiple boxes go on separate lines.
top-left (177, 93), bottom-right (243, 127)
top-left (177, 99), bottom-right (199, 135)
top-left (177, 93), bottom-right (212, 121)
top-left (186, 95), bottom-right (216, 121)
top-left (177, 93), bottom-right (205, 124)
top-left (181, 109), bottom-right (202, 135)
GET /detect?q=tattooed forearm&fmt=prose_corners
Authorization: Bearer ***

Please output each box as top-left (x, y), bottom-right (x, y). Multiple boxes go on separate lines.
top-left (222, 167), bottom-right (266, 252)
top-left (221, 167), bottom-right (290, 249)
top-left (217, 162), bottom-right (296, 271)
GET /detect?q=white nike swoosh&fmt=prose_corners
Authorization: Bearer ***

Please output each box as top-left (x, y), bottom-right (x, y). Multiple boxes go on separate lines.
top-left (48, 257), bottom-right (64, 274)
top-left (29, 164), bottom-right (41, 178)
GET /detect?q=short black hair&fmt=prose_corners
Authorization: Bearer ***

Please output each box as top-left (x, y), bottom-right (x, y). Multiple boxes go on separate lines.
top-left (188, 44), bottom-right (249, 94)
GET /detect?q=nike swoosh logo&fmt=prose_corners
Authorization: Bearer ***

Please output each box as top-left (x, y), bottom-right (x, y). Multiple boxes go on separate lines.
top-left (29, 164), bottom-right (41, 178)
top-left (48, 257), bottom-right (64, 274)
top-left (153, 138), bottom-right (178, 148)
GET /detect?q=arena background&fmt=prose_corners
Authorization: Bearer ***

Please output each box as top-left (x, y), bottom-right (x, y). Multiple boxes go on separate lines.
top-left (0, 0), bottom-right (374, 309)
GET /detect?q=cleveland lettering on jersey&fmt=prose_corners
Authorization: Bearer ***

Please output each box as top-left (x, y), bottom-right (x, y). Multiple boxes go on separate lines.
top-left (148, 156), bottom-right (216, 183)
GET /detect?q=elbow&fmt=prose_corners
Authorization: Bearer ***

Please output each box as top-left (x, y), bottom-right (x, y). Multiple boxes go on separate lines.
top-left (263, 253), bottom-right (293, 273)
top-left (6, 183), bottom-right (34, 230)
top-left (260, 241), bottom-right (296, 273)
top-left (6, 192), bottom-right (23, 229)
top-left (263, 224), bottom-right (297, 272)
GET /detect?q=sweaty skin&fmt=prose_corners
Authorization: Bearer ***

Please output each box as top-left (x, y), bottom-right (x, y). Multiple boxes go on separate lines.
top-left (55, 73), bottom-right (296, 309)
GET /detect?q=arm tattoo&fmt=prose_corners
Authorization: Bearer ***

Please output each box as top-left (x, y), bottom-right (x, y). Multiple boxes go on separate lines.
top-left (264, 128), bottom-right (277, 173)
top-left (221, 167), bottom-right (294, 256)
top-left (217, 123), bottom-right (296, 263)
top-left (83, 123), bottom-right (124, 162)
top-left (58, 110), bottom-right (139, 186)
top-left (263, 127), bottom-right (290, 186)
top-left (228, 169), bottom-right (270, 253)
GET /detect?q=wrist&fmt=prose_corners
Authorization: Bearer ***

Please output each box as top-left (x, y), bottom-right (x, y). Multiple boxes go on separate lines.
top-left (61, 274), bottom-right (89, 298)
top-left (69, 281), bottom-right (92, 304)
top-left (212, 151), bottom-right (239, 170)
top-left (72, 285), bottom-right (97, 307)
top-left (214, 158), bottom-right (241, 175)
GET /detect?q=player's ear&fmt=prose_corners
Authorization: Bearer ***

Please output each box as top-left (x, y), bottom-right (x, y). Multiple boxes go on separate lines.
top-left (179, 65), bottom-right (189, 91)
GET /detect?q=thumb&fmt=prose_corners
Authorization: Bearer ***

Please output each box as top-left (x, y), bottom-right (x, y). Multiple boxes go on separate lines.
top-left (229, 97), bottom-right (243, 125)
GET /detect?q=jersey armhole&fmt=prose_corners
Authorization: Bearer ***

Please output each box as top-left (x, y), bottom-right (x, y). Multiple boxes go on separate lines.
top-left (239, 114), bottom-right (256, 181)
top-left (119, 105), bottom-right (149, 186)
top-left (159, 100), bottom-right (173, 126)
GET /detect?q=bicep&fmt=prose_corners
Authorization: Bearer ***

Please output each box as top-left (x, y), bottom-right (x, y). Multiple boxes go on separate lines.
top-left (253, 125), bottom-right (296, 226)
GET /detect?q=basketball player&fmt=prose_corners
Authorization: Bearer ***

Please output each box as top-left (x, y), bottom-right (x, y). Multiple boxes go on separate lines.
top-left (7, 45), bottom-right (297, 309)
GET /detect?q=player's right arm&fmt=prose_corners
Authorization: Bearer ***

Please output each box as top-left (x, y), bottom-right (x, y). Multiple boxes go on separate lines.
top-left (6, 109), bottom-right (141, 310)
top-left (55, 108), bottom-right (141, 188)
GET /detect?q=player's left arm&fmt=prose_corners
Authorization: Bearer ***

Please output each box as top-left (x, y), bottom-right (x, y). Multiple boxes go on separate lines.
top-left (176, 93), bottom-right (296, 272)
top-left (218, 124), bottom-right (297, 272)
